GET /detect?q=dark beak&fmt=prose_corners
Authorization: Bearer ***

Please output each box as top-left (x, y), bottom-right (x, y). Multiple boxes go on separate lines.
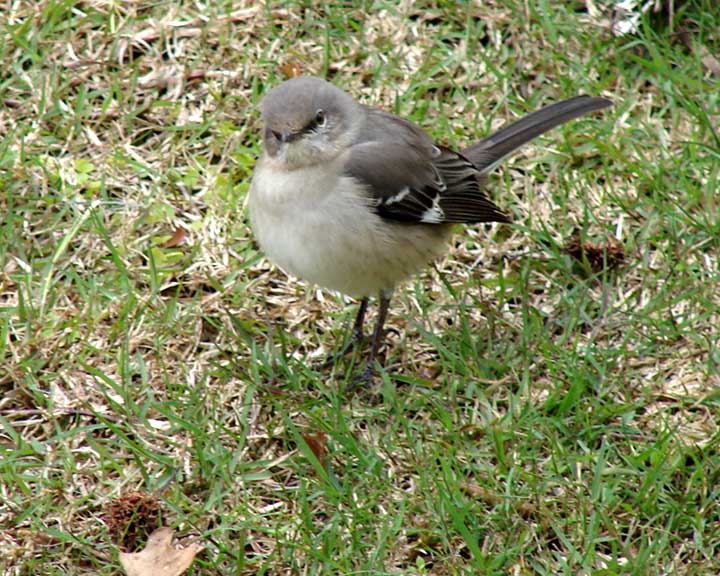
top-left (271, 129), bottom-right (294, 143)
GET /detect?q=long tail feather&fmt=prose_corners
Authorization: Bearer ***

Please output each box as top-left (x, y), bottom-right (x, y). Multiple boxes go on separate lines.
top-left (462, 96), bottom-right (612, 173)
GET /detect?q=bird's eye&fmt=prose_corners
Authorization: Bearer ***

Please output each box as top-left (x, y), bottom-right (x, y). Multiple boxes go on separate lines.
top-left (314, 109), bottom-right (326, 127)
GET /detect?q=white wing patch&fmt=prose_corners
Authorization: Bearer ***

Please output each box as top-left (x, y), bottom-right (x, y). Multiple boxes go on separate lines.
top-left (420, 196), bottom-right (445, 223)
top-left (385, 186), bottom-right (411, 205)
top-left (430, 164), bottom-right (447, 191)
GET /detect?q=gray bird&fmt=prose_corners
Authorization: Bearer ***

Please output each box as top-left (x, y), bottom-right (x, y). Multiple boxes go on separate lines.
top-left (249, 76), bottom-right (611, 387)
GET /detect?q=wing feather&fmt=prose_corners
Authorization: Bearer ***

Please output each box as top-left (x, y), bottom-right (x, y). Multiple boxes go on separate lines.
top-left (344, 96), bottom-right (608, 225)
top-left (344, 108), bottom-right (509, 225)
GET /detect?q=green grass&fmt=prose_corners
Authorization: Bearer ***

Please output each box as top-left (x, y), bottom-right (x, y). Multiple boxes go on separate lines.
top-left (1, 0), bottom-right (719, 574)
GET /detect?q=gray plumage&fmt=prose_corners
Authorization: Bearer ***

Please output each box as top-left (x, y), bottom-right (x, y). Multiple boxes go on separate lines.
top-left (249, 76), bottom-right (611, 386)
top-left (260, 79), bottom-right (610, 228)
top-left (349, 96), bottom-right (610, 226)
top-left (462, 95), bottom-right (612, 172)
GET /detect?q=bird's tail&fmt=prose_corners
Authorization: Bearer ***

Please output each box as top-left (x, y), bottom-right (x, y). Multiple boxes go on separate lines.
top-left (462, 96), bottom-right (612, 173)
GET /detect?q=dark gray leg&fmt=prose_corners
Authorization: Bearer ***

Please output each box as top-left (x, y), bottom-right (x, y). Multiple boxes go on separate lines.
top-left (365, 292), bottom-right (391, 374)
top-left (351, 297), bottom-right (369, 342)
top-left (347, 290), bottom-right (392, 391)
top-left (323, 297), bottom-right (369, 370)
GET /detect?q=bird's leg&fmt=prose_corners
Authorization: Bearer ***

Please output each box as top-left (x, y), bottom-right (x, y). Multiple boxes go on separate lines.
top-left (351, 297), bottom-right (369, 343)
top-left (348, 290), bottom-right (392, 390)
top-left (323, 297), bottom-right (369, 370)
top-left (366, 291), bottom-right (391, 371)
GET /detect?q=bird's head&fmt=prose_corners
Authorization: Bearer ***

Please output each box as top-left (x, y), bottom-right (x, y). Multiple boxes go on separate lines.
top-left (260, 76), bottom-right (362, 169)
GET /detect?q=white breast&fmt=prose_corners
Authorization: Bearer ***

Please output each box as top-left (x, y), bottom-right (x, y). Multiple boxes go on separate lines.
top-left (249, 155), bottom-right (452, 297)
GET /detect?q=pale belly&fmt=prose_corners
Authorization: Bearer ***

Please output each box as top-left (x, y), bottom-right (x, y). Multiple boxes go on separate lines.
top-left (249, 160), bottom-right (452, 297)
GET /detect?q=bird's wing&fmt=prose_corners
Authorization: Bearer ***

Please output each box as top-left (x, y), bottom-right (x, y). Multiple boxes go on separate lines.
top-left (345, 107), bottom-right (509, 225)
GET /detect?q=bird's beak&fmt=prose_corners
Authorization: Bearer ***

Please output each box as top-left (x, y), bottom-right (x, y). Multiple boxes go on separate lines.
top-left (271, 129), bottom-right (295, 143)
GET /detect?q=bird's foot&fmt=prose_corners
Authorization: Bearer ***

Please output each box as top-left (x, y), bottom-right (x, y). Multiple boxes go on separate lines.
top-left (344, 364), bottom-right (376, 395)
top-left (322, 328), bottom-right (365, 370)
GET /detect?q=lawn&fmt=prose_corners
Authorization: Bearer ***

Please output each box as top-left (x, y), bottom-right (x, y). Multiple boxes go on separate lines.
top-left (1, 1), bottom-right (719, 574)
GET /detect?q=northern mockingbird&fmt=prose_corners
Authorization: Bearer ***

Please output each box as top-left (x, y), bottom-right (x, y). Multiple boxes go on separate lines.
top-left (249, 76), bottom-right (611, 386)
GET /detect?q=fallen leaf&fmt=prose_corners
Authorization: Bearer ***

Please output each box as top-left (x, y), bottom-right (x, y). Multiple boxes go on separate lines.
top-left (279, 61), bottom-right (302, 78)
top-left (119, 527), bottom-right (203, 576)
top-left (701, 53), bottom-right (720, 77)
top-left (676, 25), bottom-right (720, 77)
top-left (163, 227), bottom-right (187, 248)
top-left (301, 431), bottom-right (328, 465)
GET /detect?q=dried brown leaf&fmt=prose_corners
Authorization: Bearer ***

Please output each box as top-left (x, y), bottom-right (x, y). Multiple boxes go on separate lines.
top-left (301, 430), bottom-right (328, 465)
top-left (701, 53), bottom-right (720, 76)
top-left (163, 227), bottom-right (187, 248)
top-left (279, 61), bottom-right (303, 79)
top-left (119, 527), bottom-right (202, 576)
